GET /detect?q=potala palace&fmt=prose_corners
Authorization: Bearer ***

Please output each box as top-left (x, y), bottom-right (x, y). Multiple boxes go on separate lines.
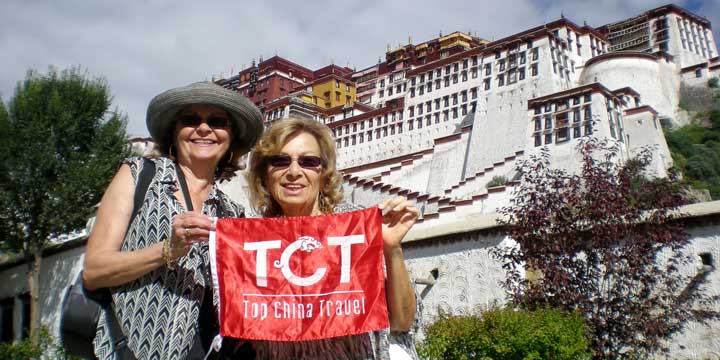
top-left (3, 3), bottom-right (720, 358)
top-left (212, 4), bottom-right (718, 228)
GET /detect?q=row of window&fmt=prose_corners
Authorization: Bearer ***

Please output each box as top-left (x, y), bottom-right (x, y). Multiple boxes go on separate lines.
top-left (331, 111), bottom-right (404, 137)
top-left (534, 93), bottom-right (593, 115)
top-left (533, 105), bottom-right (594, 146)
top-left (336, 103), bottom-right (475, 149)
top-left (336, 124), bottom-right (404, 148)
top-left (408, 104), bottom-right (471, 130)
top-left (678, 17), bottom-right (714, 58)
top-left (409, 90), bottom-right (476, 117)
top-left (496, 64), bottom-right (538, 87)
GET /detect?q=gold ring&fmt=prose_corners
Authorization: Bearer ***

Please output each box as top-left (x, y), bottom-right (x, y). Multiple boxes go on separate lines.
top-left (185, 228), bottom-right (191, 237)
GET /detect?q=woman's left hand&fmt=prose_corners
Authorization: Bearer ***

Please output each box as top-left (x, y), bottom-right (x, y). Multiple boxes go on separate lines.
top-left (378, 196), bottom-right (419, 250)
top-left (377, 196), bottom-right (418, 331)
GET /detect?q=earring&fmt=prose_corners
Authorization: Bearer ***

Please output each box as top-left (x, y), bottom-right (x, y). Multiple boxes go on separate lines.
top-left (318, 191), bottom-right (327, 212)
top-left (227, 150), bottom-right (234, 163)
top-left (169, 145), bottom-right (175, 159)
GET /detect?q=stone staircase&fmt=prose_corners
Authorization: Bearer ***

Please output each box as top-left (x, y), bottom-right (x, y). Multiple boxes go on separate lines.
top-left (442, 150), bottom-right (524, 199)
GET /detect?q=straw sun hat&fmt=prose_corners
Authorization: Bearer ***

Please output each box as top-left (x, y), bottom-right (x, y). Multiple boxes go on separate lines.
top-left (146, 81), bottom-right (263, 156)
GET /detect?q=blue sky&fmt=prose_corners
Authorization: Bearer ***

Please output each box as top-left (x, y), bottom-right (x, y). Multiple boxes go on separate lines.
top-left (1, 0), bottom-right (718, 136)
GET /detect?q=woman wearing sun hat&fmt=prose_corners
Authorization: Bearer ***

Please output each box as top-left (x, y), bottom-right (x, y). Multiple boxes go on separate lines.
top-left (83, 81), bottom-right (263, 359)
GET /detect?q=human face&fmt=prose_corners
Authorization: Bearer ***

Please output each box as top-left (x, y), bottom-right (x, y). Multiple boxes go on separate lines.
top-left (173, 105), bottom-right (231, 168)
top-left (265, 132), bottom-right (323, 217)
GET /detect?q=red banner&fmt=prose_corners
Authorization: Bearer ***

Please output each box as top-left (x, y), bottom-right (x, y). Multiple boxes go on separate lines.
top-left (210, 207), bottom-right (388, 342)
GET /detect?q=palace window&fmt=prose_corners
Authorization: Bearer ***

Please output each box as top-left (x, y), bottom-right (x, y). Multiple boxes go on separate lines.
top-left (556, 112), bottom-right (569, 143)
top-left (507, 69), bottom-right (517, 84)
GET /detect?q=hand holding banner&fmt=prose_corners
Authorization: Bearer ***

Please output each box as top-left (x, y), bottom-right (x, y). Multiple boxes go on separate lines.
top-left (209, 207), bottom-right (389, 342)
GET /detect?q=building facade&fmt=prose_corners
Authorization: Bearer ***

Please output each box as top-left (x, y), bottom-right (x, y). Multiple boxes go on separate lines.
top-left (212, 6), bottom-right (718, 218)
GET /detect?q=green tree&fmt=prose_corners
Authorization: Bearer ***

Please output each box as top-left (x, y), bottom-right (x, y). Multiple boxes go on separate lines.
top-left (0, 67), bottom-right (129, 336)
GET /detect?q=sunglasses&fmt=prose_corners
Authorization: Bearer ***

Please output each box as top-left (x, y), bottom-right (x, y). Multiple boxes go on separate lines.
top-left (267, 154), bottom-right (323, 169)
top-left (177, 114), bottom-right (230, 129)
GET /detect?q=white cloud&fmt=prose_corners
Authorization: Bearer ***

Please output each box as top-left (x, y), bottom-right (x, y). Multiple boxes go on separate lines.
top-left (0, 0), bottom-right (716, 136)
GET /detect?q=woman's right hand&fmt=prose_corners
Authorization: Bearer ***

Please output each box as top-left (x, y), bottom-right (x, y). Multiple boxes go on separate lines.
top-left (168, 211), bottom-right (215, 261)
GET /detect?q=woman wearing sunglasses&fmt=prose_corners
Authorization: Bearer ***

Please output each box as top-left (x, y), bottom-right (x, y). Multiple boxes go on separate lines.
top-left (244, 117), bottom-right (419, 359)
top-left (83, 82), bottom-right (263, 359)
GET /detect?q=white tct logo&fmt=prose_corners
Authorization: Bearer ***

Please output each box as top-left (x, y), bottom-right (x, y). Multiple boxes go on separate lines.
top-left (243, 235), bottom-right (365, 287)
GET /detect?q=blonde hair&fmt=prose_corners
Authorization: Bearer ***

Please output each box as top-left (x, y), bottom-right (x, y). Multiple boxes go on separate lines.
top-left (247, 117), bottom-right (343, 217)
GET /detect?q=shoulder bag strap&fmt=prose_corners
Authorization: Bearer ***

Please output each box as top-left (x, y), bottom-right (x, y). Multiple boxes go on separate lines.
top-left (176, 163), bottom-right (194, 212)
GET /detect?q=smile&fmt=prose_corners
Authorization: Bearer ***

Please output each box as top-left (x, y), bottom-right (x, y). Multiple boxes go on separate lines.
top-left (190, 139), bottom-right (217, 145)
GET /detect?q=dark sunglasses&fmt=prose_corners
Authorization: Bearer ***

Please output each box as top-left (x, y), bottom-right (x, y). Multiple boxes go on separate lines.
top-left (267, 154), bottom-right (323, 169)
top-left (177, 114), bottom-right (230, 129)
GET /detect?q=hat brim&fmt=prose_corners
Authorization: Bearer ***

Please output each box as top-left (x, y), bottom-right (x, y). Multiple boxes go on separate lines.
top-left (146, 82), bottom-right (263, 155)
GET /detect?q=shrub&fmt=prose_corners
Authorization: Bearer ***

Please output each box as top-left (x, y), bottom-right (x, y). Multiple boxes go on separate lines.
top-left (485, 175), bottom-right (508, 188)
top-left (709, 77), bottom-right (719, 88)
top-left (419, 307), bottom-right (591, 360)
top-left (0, 328), bottom-right (67, 359)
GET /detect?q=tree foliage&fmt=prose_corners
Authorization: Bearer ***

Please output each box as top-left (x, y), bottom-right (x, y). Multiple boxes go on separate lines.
top-left (0, 67), bottom-right (130, 331)
top-left (418, 307), bottom-right (591, 360)
top-left (497, 138), bottom-right (719, 359)
top-left (665, 112), bottom-right (720, 199)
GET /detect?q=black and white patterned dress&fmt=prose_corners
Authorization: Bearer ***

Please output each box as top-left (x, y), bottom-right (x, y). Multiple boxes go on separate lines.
top-left (93, 157), bottom-right (244, 360)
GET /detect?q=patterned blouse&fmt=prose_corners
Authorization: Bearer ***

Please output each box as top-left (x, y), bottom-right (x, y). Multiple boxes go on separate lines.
top-left (93, 157), bottom-right (244, 359)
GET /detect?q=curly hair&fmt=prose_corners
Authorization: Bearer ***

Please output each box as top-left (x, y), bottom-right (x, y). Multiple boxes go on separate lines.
top-left (247, 117), bottom-right (343, 217)
top-left (150, 107), bottom-right (244, 181)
